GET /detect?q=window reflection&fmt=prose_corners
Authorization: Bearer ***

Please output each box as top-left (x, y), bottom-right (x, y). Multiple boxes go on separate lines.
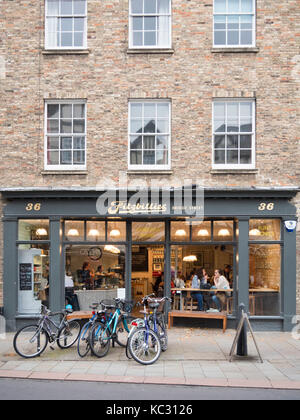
top-left (249, 219), bottom-right (281, 241)
top-left (18, 220), bottom-right (49, 241)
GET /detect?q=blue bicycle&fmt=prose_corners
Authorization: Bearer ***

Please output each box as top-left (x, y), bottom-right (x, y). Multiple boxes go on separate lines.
top-left (89, 298), bottom-right (133, 358)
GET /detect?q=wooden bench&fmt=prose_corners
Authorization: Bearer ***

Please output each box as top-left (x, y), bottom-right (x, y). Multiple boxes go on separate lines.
top-left (67, 311), bottom-right (93, 321)
top-left (168, 310), bottom-right (227, 333)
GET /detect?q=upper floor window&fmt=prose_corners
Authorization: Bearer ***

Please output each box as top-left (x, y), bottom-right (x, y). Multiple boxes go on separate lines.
top-left (45, 0), bottom-right (87, 49)
top-left (213, 99), bottom-right (255, 169)
top-left (45, 101), bottom-right (86, 170)
top-left (129, 100), bottom-right (171, 170)
top-left (129, 0), bottom-right (171, 49)
top-left (213, 0), bottom-right (255, 47)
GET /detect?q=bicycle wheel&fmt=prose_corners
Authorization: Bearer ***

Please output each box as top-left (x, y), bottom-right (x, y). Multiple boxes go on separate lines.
top-left (13, 325), bottom-right (48, 359)
top-left (128, 327), bottom-right (161, 365)
top-left (115, 317), bottom-right (130, 347)
top-left (89, 321), bottom-right (110, 358)
top-left (77, 322), bottom-right (92, 358)
top-left (57, 320), bottom-right (81, 349)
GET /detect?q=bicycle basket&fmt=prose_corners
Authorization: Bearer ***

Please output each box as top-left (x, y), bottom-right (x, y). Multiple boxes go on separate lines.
top-left (148, 298), bottom-right (165, 313)
top-left (120, 300), bottom-right (134, 313)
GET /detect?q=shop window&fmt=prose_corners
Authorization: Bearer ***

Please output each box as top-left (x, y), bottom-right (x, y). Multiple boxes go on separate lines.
top-left (18, 244), bottom-right (50, 314)
top-left (191, 221), bottom-right (212, 241)
top-left (65, 245), bottom-right (125, 310)
top-left (213, 221), bottom-right (234, 241)
top-left (107, 221), bottom-right (126, 242)
top-left (18, 219), bottom-right (49, 241)
top-left (132, 222), bottom-right (165, 242)
top-left (86, 221), bottom-right (106, 241)
top-left (249, 219), bottom-right (281, 241)
top-left (171, 221), bottom-right (190, 242)
top-left (65, 220), bottom-right (84, 241)
top-left (249, 244), bottom-right (281, 316)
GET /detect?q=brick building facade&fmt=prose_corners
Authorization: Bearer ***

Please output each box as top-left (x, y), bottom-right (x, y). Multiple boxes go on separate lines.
top-left (0, 0), bottom-right (299, 328)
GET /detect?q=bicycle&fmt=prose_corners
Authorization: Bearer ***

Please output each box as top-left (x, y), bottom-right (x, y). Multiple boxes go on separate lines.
top-left (127, 295), bottom-right (171, 365)
top-left (77, 303), bottom-right (107, 358)
top-left (89, 298), bottom-right (133, 358)
top-left (13, 304), bottom-right (81, 359)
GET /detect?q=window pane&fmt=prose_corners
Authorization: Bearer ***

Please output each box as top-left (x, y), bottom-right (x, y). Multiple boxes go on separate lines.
top-left (18, 244), bottom-right (50, 314)
top-left (228, 31), bottom-right (239, 45)
top-left (214, 150), bottom-right (225, 164)
top-left (143, 119), bottom-right (156, 133)
top-left (227, 134), bottom-right (238, 148)
top-left (227, 119), bottom-right (239, 132)
top-left (73, 150), bottom-right (85, 164)
top-left (240, 102), bottom-right (252, 117)
top-left (132, 222), bottom-right (165, 241)
top-left (73, 104), bottom-right (85, 118)
top-left (228, 0), bottom-right (240, 13)
top-left (61, 0), bottom-right (73, 15)
top-left (47, 136), bottom-right (59, 149)
top-left (144, 135), bottom-right (155, 149)
top-left (61, 32), bottom-right (73, 46)
top-left (214, 102), bottom-right (225, 118)
top-left (47, 0), bottom-right (59, 15)
top-left (130, 150), bottom-right (142, 164)
top-left (131, 0), bottom-right (143, 14)
top-left (249, 219), bottom-right (281, 241)
top-left (157, 135), bottom-right (168, 149)
top-left (61, 150), bottom-right (72, 164)
top-left (133, 31), bottom-right (143, 46)
top-left (158, 0), bottom-right (170, 14)
top-left (74, 32), bottom-right (84, 46)
top-left (144, 0), bottom-right (156, 14)
top-left (18, 219), bottom-right (50, 241)
top-left (107, 221), bottom-right (126, 242)
top-left (249, 244), bottom-right (281, 316)
top-left (61, 104), bottom-right (72, 118)
top-left (241, 0), bottom-right (253, 13)
top-left (156, 149), bottom-right (168, 164)
top-left (157, 103), bottom-right (169, 118)
top-left (214, 15), bottom-right (226, 30)
top-left (61, 137), bottom-right (72, 149)
top-left (171, 221), bottom-right (189, 241)
top-left (73, 119), bottom-right (85, 133)
top-left (240, 149), bottom-right (251, 164)
top-left (131, 103), bottom-right (143, 118)
top-left (214, 119), bottom-right (226, 132)
top-left (241, 15), bottom-right (253, 29)
top-left (240, 118), bottom-right (252, 132)
top-left (157, 119), bottom-right (168, 133)
top-left (192, 221), bottom-right (211, 241)
top-left (143, 150), bottom-right (155, 165)
top-left (130, 135), bottom-right (143, 149)
top-left (74, 0), bottom-right (86, 14)
top-left (47, 150), bottom-right (59, 165)
top-left (132, 17), bottom-right (143, 30)
top-left (241, 31), bottom-right (252, 45)
top-left (214, 31), bottom-right (226, 45)
top-left (73, 136), bottom-right (85, 149)
top-left (61, 119), bottom-right (72, 133)
top-left (214, 0), bottom-right (226, 13)
top-left (131, 119), bottom-right (143, 134)
top-left (213, 221), bottom-right (233, 241)
top-left (65, 220), bottom-right (84, 241)
top-left (227, 102), bottom-right (239, 118)
top-left (214, 135), bottom-right (225, 148)
top-left (144, 31), bottom-right (156, 45)
top-left (240, 135), bottom-right (251, 148)
top-left (144, 16), bottom-right (156, 30)
top-left (47, 104), bottom-right (59, 118)
top-left (48, 119), bottom-right (59, 133)
top-left (228, 15), bottom-right (239, 30)
top-left (227, 150), bottom-right (238, 164)
top-left (86, 222), bottom-right (105, 241)
top-left (144, 103), bottom-right (156, 118)
top-left (61, 17), bottom-right (72, 31)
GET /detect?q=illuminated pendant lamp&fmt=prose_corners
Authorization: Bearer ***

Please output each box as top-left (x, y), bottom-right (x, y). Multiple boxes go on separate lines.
top-left (183, 255), bottom-right (197, 262)
top-left (197, 229), bottom-right (209, 237)
top-left (249, 228), bottom-right (261, 236)
top-left (218, 228), bottom-right (230, 236)
top-left (109, 229), bottom-right (121, 238)
top-left (88, 229), bottom-right (100, 237)
top-left (36, 228), bottom-right (48, 236)
top-left (175, 229), bottom-right (187, 237)
top-left (67, 228), bottom-right (79, 237)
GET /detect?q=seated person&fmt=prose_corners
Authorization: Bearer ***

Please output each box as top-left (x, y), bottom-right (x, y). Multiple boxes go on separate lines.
top-left (191, 270), bottom-right (204, 311)
top-left (81, 262), bottom-right (94, 290)
top-left (211, 269), bottom-right (230, 311)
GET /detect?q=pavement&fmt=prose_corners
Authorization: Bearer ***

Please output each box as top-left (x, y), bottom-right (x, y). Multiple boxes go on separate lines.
top-left (1, 327), bottom-right (300, 391)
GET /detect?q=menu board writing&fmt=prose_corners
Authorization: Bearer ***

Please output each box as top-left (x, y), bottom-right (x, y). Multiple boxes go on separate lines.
top-left (19, 263), bottom-right (32, 291)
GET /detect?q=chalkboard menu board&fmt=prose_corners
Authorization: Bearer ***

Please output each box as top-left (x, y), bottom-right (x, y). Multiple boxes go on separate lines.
top-left (19, 263), bottom-right (32, 291)
top-left (132, 246), bottom-right (148, 272)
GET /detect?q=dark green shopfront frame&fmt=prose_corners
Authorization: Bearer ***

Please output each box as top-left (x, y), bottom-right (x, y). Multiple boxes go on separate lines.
top-left (1, 187), bottom-right (298, 331)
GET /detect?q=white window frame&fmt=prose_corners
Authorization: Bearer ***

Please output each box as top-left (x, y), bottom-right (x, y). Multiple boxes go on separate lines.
top-left (128, 100), bottom-right (171, 171)
top-left (213, 0), bottom-right (256, 48)
top-left (44, 100), bottom-right (87, 171)
top-left (212, 99), bottom-right (256, 170)
top-left (129, 0), bottom-right (172, 49)
top-left (45, 0), bottom-right (87, 50)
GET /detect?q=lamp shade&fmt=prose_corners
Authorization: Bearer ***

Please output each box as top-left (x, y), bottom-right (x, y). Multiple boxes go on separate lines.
top-left (109, 229), bottom-right (121, 237)
top-left (36, 228), bottom-right (48, 236)
top-left (175, 229), bottom-right (187, 237)
top-left (67, 229), bottom-right (79, 236)
top-left (183, 255), bottom-right (197, 262)
top-left (218, 228), bottom-right (230, 236)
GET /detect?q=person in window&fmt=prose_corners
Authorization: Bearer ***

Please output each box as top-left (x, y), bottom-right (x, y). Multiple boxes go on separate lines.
top-left (191, 270), bottom-right (204, 311)
top-left (211, 269), bottom-right (230, 311)
top-left (81, 262), bottom-right (93, 290)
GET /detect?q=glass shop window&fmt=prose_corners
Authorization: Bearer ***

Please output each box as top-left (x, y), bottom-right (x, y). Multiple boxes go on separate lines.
top-left (18, 219), bottom-right (50, 241)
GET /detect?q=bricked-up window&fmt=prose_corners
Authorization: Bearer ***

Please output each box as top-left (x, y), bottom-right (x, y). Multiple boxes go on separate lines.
top-left (129, 0), bottom-right (171, 49)
top-left (213, 0), bottom-right (255, 47)
top-left (45, 0), bottom-right (87, 49)
top-left (45, 101), bottom-right (86, 170)
top-left (213, 100), bottom-right (255, 169)
top-left (129, 101), bottom-right (171, 170)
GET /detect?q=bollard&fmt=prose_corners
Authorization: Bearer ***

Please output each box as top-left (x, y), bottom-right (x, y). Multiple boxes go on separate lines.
top-left (236, 303), bottom-right (248, 356)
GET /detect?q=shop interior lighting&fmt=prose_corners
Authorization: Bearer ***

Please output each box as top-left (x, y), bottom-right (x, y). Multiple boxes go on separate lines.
top-left (218, 228), bottom-right (230, 236)
top-left (249, 228), bottom-right (261, 236)
top-left (104, 245), bottom-right (121, 254)
top-left (175, 229), bottom-right (187, 237)
top-left (67, 229), bottom-right (79, 236)
top-left (109, 229), bottom-right (121, 237)
top-left (36, 228), bottom-right (48, 236)
top-left (88, 229), bottom-right (100, 236)
top-left (197, 229), bottom-right (209, 236)
top-left (183, 255), bottom-right (197, 262)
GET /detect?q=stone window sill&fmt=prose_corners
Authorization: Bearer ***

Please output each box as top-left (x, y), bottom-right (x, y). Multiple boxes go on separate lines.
top-left (41, 171), bottom-right (88, 175)
top-left (42, 49), bottom-right (90, 55)
top-left (210, 169), bottom-right (258, 175)
top-left (127, 48), bottom-right (174, 55)
top-left (127, 170), bottom-right (173, 175)
top-left (211, 47), bottom-right (259, 53)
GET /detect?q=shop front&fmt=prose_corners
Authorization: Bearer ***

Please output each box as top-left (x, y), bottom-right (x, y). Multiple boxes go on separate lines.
top-left (1, 187), bottom-right (297, 331)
